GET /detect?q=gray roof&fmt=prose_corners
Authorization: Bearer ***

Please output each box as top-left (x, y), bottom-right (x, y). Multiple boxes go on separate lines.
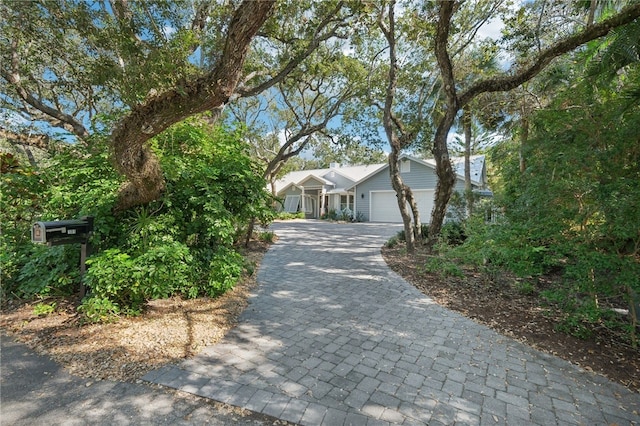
top-left (425, 154), bottom-right (486, 187)
top-left (273, 155), bottom-right (486, 195)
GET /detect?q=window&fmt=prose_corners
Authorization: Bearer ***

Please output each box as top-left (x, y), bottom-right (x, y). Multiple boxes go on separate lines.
top-left (340, 195), bottom-right (352, 211)
top-left (283, 195), bottom-right (300, 212)
top-left (400, 160), bottom-right (410, 173)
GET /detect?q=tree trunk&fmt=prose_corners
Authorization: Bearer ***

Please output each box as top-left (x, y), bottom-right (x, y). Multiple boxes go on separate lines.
top-left (428, 1), bottom-right (458, 248)
top-left (428, 115), bottom-right (458, 247)
top-left (463, 106), bottom-right (473, 216)
top-left (112, 0), bottom-right (275, 212)
top-left (389, 150), bottom-right (415, 252)
top-left (405, 187), bottom-right (422, 245)
top-left (519, 115), bottom-right (529, 173)
top-left (379, 1), bottom-right (420, 252)
top-left (587, 0), bottom-right (597, 26)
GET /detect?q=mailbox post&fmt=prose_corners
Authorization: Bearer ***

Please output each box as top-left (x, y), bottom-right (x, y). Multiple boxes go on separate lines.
top-left (31, 216), bottom-right (94, 297)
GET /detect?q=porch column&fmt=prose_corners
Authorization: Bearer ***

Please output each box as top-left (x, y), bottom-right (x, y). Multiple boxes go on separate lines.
top-left (353, 186), bottom-right (357, 214)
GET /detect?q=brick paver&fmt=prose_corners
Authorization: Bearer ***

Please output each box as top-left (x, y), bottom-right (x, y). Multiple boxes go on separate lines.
top-left (145, 220), bottom-right (640, 425)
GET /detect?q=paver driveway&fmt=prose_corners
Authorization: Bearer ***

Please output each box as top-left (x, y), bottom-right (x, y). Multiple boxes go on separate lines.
top-left (145, 220), bottom-right (640, 425)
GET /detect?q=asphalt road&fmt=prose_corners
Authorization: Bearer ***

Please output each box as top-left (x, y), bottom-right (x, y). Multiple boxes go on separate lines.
top-left (1, 332), bottom-right (286, 425)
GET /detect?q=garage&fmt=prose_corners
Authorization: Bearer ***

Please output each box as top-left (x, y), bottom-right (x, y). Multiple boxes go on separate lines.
top-left (369, 189), bottom-right (435, 223)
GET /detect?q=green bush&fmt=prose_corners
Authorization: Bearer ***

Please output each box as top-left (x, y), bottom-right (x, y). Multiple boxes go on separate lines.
top-left (4, 120), bottom-right (274, 322)
top-left (276, 211), bottom-right (305, 220)
top-left (16, 245), bottom-right (81, 297)
top-left (33, 301), bottom-right (57, 316)
top-left (424, 256), bottom-right (464, 278)
top-left (324, 209), bottom-right (339, 221)
top-left (134, 241), bottom-right (194, 299)
top-left (259, 231), bottom-right (275, 243)
top-left (206, 247), bottom-right (245, 296)
top-left (77, 296), bottom-right (121, 323)
top-left (456, 67), bottom-right (640, 345)
top-left (440, 221), bottom-right (466, 246)
top-left (83, 249), bottom-right (141, 314)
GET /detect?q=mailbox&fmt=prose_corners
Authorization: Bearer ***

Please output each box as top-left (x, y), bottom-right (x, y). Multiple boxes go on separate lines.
top-left (31, 217), bottom-right (94, 246)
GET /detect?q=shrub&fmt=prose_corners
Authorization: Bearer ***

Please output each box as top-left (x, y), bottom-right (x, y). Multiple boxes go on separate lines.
top-left (424, 256), bottom-right (464, 278)
top-left (77, 296), bottom-right (121, 323)
top-left (134, 241), bottom-right (194, 299)
top-left (385, 236), bottom-right (400, 248)
top-left (82, 249), bottom-right (142, 314)
top-left (339, 208), bottom-right (353, 221)
top-left (259, 231), bottom-right (275, 243)
top-left (324, 209), bottom-right (339, 221)
top-left (206, 247), bottom-right (244, 296)
top-left (440, 221), bottom-right (466, 246)
top-left (276, 211), bottom-right (305, 220)
top-left (33, 302), bottom-right (57, 316)
top-left (6, 120), bottom-right (274, 322)
top-left (16, 245), bottom-right (80, 297)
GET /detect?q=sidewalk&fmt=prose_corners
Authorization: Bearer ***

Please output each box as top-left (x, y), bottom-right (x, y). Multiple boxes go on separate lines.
top-left (145, 220), bottom-right (640, 425)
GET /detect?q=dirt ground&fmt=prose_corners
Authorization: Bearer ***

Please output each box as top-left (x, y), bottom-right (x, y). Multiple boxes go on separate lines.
top-left (0, 241), bottom-right (270, 383)
top-left (1, 238), bottom-right (638, 395)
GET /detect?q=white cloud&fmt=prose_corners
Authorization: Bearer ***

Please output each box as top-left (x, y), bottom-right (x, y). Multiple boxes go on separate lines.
top-left (277, 129), bottom-right (288, 146)
top-left (477, 17), bottom-right (504, 41)
top-left (163, 25), bottom-right (176, 37)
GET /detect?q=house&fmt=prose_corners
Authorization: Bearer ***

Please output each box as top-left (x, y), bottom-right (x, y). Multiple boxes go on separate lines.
top-left (273, 154), bottom-right (490, 223)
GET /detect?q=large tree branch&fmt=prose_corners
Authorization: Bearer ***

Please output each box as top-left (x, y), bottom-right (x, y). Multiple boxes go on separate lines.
top-left (459, 3), bottom-right (640, 107)
top-left (435, 1), bottom-right (457, 112)
top-left (379, 1), bottom-right (400, 149)
top-left (111, 0), bottom-right (275, 212)
top-left (2, 37), bottom-right (90, 139)
top-left (235, 1), bottom-right (348, 98)
top-left (264, 82), bottom-right (351, 180)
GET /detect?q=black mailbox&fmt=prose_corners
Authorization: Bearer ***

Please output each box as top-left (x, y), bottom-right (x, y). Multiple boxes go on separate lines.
top-left (31, 217), bottom-right (94, 246)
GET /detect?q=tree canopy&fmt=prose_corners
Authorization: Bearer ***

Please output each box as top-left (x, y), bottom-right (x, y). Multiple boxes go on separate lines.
top-left (2, 0), bottom-right (640, 232)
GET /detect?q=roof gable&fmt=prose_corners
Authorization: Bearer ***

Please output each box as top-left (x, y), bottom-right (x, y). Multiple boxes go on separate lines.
top-left (297, 174), bottom-right (332, 187)
top-left (346, 155), bottom-right (434, 189)
top-left (274, 164), bottom-right (385, 194)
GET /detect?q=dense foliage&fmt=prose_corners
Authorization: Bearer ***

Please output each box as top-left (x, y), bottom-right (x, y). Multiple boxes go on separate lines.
top-left (446, 63), bottom-right (640, 346)
top-left (1, 121), bottom-right (273, 321)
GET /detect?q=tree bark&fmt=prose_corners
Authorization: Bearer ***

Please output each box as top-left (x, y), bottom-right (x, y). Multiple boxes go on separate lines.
top-left (463, 105), bottom-right (473, 215)
top-left (389, 151), bottom-right (415, 251)
top-left (428, 1), bottom-right (458, 247)
top-left (111, 0), bottom-right (275, 212)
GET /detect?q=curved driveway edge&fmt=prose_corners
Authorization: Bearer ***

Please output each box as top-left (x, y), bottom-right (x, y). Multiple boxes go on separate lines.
top-left (144, 220), bottom-right (640, 425)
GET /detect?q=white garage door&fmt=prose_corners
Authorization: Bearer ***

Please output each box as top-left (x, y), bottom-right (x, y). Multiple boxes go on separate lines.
top-left (370, 190), bottom-right (434, 223)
